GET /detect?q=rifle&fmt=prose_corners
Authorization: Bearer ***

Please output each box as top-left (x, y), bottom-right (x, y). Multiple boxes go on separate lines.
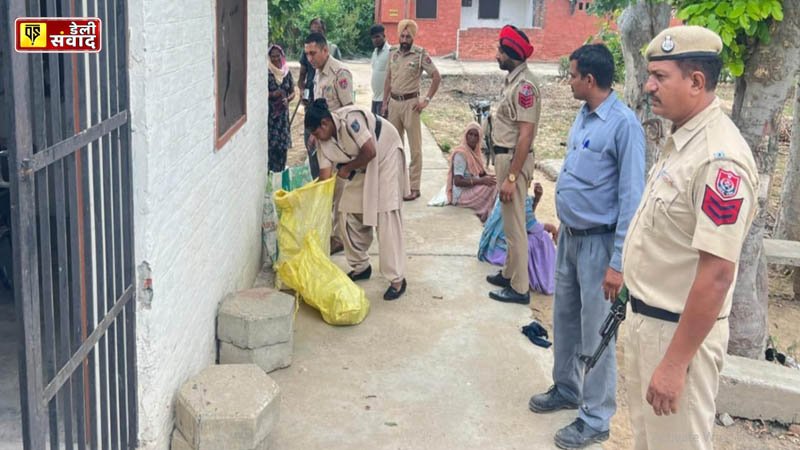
top-left (579, 286), bottom-right (629, 375)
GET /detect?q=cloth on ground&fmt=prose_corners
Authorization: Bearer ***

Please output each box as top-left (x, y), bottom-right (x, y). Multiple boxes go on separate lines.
top-left (521, 320), bottom-right (552, 348)
top-left (478, 197), bottom-right (556, 294)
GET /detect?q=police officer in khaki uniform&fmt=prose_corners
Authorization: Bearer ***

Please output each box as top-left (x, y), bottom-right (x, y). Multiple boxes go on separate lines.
top-left (305, 99), bottom-right (410, 301)
top-left (304, 32), bottom-right (354, 254)
top-left (622, 26), bottom-right (758, 450)
top-left (381, 19), bottom-right (441, 201)
top-left (485, 25), bottom-right (540, 304)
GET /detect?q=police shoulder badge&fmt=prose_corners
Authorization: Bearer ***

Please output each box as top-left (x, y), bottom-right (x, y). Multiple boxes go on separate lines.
top-left (350, 120), bottom-right (361, 132)
top-left (715, 168), bottom-right (740, 199)
top-left (338, 73), bottom-right (349, 90)
top-left (518, 82), bottom-right (535, 109)
top-left (701, 168), bottom-right (743, 226)
top-left (661, 35), bottom-right (675, 53)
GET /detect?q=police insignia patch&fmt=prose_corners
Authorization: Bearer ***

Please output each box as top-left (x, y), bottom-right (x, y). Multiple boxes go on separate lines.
top-left (518, 83), bottom-right (534, 109)
top-left (715, 168), bottom-right (740, 199)
top-left (701, 186), bottom-right (742, 226)
top-left (424, 56), bottom-right (431, 64)
top-left (339, 77), bottom-right (348, 90)
top-left (350, 120), bottom-right (360, 132)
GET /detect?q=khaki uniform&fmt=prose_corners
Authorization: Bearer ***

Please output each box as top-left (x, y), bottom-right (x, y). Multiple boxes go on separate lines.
top-left (386, 45), bottom-right (438, 191)
top-left (313, 57), bottom-right (354, 242)
top-left (313, 56), bottom-right (353, 111)
top-left (622, 98), bottom-right (758, 450)
top-left (317, 105), bottom-right (409, 283)
top-left (490, 63), bottom-right (540, 293)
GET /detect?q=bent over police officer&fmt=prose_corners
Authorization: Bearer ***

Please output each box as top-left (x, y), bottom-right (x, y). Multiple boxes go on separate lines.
top-left (622, 26), bottom-right (758, 450)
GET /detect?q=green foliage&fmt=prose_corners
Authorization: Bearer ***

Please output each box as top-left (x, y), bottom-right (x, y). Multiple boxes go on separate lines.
top-left (268, 0), bottom-right (375, 58)
top-left (586, 21), bottom-right (626, 84)
top-left (558, 56), bottom-right (570, 80)
top-left (585, 0), bottom-right (784, 78)
top-left (675, 0), bottom-right (784, 76)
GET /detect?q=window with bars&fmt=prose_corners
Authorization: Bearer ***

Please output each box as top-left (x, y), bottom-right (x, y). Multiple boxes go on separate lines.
top-left (416, 0), bottom-right (437, 19)
top-left (478, 0), bottom-right (500, 19)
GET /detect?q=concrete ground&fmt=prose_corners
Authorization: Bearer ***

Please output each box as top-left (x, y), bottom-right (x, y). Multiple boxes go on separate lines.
top-left (0, 288), bottom-right (22, 449)
top-left (268, 103), bottom-right (592, 448)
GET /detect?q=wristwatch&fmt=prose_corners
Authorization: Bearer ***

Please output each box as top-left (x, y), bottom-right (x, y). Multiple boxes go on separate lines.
top-left (424, 96), bottom-right (432, 103)
top-left (508, 173), bottom-right (517, 183)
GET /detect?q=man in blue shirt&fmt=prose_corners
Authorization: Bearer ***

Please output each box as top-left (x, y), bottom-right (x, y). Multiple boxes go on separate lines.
top-left (528, 44), bottom-right (645, 449)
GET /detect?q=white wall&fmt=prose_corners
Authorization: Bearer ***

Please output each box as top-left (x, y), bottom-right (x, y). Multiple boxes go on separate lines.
top-left (460, 0), bottom-right (532, 29)
top-left (127, 0), bottom-right (268, 448)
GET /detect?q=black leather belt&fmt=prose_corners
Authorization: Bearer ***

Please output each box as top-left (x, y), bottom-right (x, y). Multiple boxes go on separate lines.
top-left (493, 146), bottom-right (533, 154)
top-left (563, 223), bottom-right (616, 237)
top-left (390, 92), bottom-right (418, 101)
top-left (630, 296), bottom-right (728, 323)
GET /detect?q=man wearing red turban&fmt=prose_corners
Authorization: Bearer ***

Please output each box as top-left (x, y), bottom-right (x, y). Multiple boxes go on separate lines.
top-left (486, 25), bottom-right (541, 306)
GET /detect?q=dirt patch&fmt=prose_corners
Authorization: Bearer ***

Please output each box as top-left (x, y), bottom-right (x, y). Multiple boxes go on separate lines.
top-left (420, 74), bottom-right (579, 160)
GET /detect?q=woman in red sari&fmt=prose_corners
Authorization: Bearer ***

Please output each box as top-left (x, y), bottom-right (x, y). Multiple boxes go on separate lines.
top-left (446, 122), bottom-right (497, 222)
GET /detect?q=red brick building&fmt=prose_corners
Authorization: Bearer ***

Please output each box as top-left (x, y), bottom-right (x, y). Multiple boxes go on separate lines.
top-left (376, 0), bottom-right (624, 61)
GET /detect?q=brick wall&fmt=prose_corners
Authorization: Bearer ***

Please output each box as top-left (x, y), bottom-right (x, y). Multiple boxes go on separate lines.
top-left (459, 0), bottom-right (604, 61)
top-left (376, 0), bottom-right (678, 61)
top-left (381, 0), bottom-right (462, 56)
top-left (128, 0), bottom-right (268, 448)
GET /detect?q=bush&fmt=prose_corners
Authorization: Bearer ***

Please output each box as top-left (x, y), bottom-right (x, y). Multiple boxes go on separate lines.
top-left (585, 21), bottom-right (625, 84)
top-left (558, 56), bottom-right (570, 80)
top-left (269, 0), bottom-right (375, 59)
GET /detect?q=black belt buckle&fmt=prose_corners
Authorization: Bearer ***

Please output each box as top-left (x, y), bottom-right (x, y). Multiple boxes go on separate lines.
top-left (493, 146), bottom-right (510, 154)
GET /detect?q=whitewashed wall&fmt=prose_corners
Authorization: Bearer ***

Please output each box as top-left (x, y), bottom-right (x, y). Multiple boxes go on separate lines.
top-left (127, 0), bottom-right (268, 448)
top-left (460, 0), bottom-right (533, 29)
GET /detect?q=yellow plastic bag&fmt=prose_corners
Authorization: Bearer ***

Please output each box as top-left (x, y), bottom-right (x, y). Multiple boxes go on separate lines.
top-left (277, 231), bottom-right (370, 325)
top-left (274, 177), bottom-right (335, 266)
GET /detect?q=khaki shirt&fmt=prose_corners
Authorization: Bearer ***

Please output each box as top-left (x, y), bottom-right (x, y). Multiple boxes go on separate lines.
top-left (490, 63), bottom-right (541, 149)
top-left (622, 98), bottom-right (758, 317)
top-left (388, 45), bottom-right (437, 95)
top-left (313, 56), bottom-right (353, 111)
top-left (317, 106), bottom-right (407, 219)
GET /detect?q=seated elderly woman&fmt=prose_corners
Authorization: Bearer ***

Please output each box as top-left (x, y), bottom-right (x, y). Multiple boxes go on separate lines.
top-left (446, 122), bottom-right (497, 222)
top-left (478, 183), bottom-right (558, 295)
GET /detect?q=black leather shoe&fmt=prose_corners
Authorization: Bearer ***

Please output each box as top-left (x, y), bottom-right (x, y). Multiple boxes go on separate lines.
top-left (383, 279), bottom-right (406, 300)
top-left (528, 385), bottom-right (579, 413)
top-left (489, 287), bottom-right (530, 304)
top-left (486, 270), bottom-right (511, 288)
top-left (347, 265), bottom-right (372, 282)
top-left (554, 418), bottom-right (609, 449)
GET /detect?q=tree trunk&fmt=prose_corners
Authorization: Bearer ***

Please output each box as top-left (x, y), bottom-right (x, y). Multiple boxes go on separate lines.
top-left (617, 1), bottom-right (672, 172)
top-left (775, 79), bottom-right (800, 301)
top-left (728, 5), bottom-right (800, 358)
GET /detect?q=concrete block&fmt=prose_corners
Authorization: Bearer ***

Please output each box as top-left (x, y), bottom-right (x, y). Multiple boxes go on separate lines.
top-left (717, 354), bottom-right (800, 424)
top-left (217, 288), bottom-right (294, 348)
top-left (175, 365), bottom-right (280, 450)
top-left (219, 337), bottom-right (293, 373)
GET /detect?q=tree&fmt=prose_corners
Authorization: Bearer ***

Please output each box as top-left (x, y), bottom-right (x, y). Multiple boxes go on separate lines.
top-left (591, 0), bottom-right (800, 359)
top-left (617, 1), bottom-right (672, 171)
top-left (775, 80), bottom-right (800, 302)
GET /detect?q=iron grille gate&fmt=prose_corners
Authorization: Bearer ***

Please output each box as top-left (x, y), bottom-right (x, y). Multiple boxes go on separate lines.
top-left (5, 0), bottom-right (138, 448)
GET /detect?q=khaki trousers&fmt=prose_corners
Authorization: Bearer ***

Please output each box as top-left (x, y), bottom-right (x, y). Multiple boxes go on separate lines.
top-left (624, 313), bottom-right (728, 450)
top-left (494, 152), bottom-right (535, 293)
top-left (331, 178), bottom-right (345, 242)
top-left (339, 210), bottom-right (406, 283)
top-left (387, 97), bottom-right (422, 191)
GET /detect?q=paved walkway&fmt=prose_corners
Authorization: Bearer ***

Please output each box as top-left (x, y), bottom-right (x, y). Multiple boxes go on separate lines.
top-left (268, 107), bottom-right (598, 449)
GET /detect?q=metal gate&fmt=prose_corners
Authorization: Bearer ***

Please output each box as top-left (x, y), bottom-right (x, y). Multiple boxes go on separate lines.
top-left (4, 0), bottom-right (138, 448)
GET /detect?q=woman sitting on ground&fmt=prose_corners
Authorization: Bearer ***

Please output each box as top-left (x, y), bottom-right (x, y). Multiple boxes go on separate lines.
top-left (446, 122), bottom-right (497, 223)
top-left (478, 182), bottom-right (558, 295)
